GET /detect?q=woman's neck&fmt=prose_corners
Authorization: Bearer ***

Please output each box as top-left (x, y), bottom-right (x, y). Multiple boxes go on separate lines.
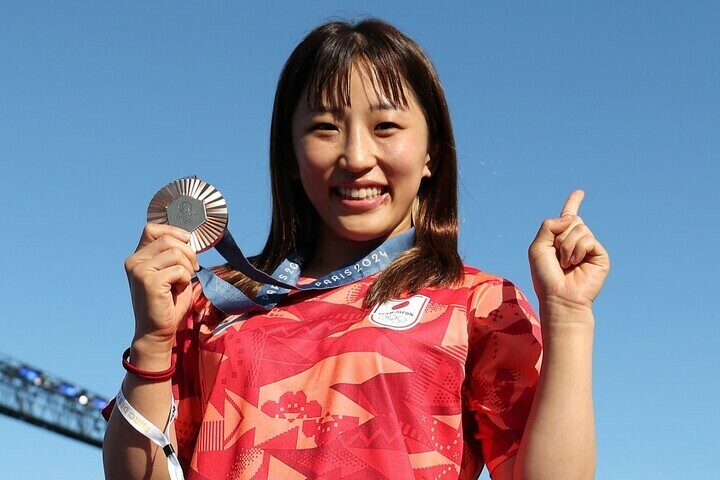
top-left (300, 228), bottom-right (386, 279)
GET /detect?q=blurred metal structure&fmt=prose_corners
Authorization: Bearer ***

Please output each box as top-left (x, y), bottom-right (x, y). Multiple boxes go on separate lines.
top-left (0, 353), bottom-right (109, 448)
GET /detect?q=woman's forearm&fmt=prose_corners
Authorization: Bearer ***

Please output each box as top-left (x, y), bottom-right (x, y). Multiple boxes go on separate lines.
top-left (103, 343), bottom-right (177, 480)
top-left (513, 305), bottom-right (596, 480)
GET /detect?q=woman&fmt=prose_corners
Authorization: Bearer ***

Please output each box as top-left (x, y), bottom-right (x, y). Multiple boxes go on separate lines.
top-left (104, 19), bottom-right (609, 480)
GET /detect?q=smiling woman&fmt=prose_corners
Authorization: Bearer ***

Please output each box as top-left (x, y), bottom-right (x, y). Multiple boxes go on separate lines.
top-left (103, 18), bottom-right (607, 480)
top-left (292, 67), bottom-right (433, 273)
top-left (218, 19), bottom-right (464, 308)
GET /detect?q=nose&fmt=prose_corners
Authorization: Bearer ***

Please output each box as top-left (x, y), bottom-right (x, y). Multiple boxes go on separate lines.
top-left (338, 126), bottom-right (376, 173)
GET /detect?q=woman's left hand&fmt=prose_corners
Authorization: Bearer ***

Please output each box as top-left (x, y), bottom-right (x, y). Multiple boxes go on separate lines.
top-left (528, 190), bottom-right (610, 315)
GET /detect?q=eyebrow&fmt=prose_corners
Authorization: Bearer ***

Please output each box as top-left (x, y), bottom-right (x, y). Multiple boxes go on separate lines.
top-left (307, 103), bottom-right (402, 115)
top-left (370, 103), bottom-right (399, 112)
top-left (306, 106), bottom-right (342, 115)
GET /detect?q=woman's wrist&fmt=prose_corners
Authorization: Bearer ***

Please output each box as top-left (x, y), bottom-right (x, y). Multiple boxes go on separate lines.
top-left (129, 337), bottom-right (173, 371)
top-left (540, 296), bottom-right (595, 328)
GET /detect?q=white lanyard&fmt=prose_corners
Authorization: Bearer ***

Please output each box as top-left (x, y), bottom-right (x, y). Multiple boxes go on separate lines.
top-left (115, 389), bottom-right (185, 480)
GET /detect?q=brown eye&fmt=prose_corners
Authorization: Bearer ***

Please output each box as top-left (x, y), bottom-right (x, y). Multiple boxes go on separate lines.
top-left (311, 123), bottom-right (337, 131)
top-left (375, 122), bottom-right (400, 136)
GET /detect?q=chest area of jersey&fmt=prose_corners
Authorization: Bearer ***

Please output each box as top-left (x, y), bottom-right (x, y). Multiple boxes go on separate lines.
top-left (191, 288), bottom-right (471, 469)
top-left (198, 286), bottom-right (469, 400)
top-left (207, 287), bottom-right (467, 367)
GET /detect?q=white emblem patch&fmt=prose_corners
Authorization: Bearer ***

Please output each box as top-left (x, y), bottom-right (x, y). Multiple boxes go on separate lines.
top-left (369, 294), bottom-right (430, 330)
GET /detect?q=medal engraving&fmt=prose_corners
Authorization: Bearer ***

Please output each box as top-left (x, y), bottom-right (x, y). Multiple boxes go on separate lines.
top-left (147, 177), bottom-right (228, 253)
top-left (166, 195), bottom-right (207, 232)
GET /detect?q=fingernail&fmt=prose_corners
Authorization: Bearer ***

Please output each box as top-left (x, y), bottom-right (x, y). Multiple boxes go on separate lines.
top-left (570, 254), bottom-right (577, 264)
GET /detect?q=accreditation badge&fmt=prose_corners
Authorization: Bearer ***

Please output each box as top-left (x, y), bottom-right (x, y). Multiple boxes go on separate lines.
top-left (146, 176), bottom-right (228, 253)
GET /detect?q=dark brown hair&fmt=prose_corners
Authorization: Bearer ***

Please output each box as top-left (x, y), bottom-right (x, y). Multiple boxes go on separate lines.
top-left (215, 19), bottom-right (463, 306)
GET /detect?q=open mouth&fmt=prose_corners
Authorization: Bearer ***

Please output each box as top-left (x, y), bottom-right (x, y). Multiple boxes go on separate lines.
top-left (334, 186), bottom-right (387, 200)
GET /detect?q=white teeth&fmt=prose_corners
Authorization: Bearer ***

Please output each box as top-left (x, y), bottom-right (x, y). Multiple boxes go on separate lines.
top-left (338, 187), bottom-right (383, 199)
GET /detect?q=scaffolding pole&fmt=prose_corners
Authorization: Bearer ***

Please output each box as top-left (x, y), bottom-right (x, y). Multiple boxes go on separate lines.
top-left (0, 353), bottom-right (108, 448)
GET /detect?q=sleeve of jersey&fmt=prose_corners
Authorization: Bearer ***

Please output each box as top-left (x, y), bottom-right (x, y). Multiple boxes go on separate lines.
top-left (463, 275), bottom-right (543, 476)
top-left (170, 279), bottom-right (213, 471)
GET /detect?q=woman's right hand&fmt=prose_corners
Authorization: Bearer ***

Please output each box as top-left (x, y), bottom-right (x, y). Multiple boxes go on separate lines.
top-left (124, 223), bottom-right (200, 353)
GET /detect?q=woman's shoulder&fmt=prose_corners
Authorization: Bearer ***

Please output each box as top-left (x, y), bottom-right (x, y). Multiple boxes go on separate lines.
top-left (415, 264), bottom-right (520, 310)
top-left (459, 264), bottom-right (513, 289)
top-left (458, 265), bottom-right (536, 318)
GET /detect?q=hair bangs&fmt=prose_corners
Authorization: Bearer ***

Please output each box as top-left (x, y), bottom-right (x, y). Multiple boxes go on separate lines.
top-left (305, 44), bottom-right (410, 113)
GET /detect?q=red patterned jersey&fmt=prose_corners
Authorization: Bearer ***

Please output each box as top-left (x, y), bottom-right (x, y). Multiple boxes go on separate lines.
top-left (169, 266), bottom-right (542, 479)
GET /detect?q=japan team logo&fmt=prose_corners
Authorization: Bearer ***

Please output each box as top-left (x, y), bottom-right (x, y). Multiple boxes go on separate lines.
top-left (369, 294), bottom-right (430, 330)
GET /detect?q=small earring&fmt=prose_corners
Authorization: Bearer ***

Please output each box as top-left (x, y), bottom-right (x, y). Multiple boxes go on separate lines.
top-left (411, 196), bottom-right (420, 227)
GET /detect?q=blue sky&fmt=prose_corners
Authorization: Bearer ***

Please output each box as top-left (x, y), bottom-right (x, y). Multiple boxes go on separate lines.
top-left (1, 1), bottom-right (718, 478)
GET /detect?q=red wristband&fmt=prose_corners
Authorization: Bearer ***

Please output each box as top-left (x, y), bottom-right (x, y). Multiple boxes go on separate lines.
top-left (122, 347), bottom-right (175, 382)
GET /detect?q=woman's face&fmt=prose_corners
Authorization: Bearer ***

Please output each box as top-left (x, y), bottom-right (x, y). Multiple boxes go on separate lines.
top-left (291, 66), bottom-right (432, 244)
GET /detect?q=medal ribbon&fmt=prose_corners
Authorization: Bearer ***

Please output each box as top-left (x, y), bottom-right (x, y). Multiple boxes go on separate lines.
top-left (195, 228), bottom-right (415, 315)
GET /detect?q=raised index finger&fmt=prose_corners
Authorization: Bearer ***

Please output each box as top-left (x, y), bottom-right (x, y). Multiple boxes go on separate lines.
top-left (560, 189), bottom-right (585, 217)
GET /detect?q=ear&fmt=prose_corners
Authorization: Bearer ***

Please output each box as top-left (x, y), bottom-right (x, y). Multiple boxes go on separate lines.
top-left (422, 143), bottom-right (439, 178)
top-left (422, 153), bottom-right (432, 179)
